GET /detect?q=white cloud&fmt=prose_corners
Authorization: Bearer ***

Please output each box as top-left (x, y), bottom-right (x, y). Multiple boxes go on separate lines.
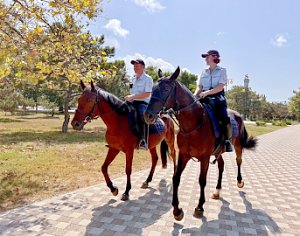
top-left (217, 31), bottom-right (225, 37)
top-left (103, 38), bottom-right (120, 49)
top-left (133, 0), bottom-right (165, 13)
top-left (120, 53), bottom-right (175, 76)
top-left (271, 34), bottom-right (288, 48)
top-left (104, 19), bottom-right (129, 38)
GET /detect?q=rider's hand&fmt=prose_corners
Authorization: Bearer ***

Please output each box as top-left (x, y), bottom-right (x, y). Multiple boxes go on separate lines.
top-left (125, 94), bottom-right (135, 102)
top-left (199, 91), bottom-right (209, 98)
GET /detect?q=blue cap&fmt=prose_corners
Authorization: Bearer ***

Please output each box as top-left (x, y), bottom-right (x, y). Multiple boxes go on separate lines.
top-left (201, 50), bottom-right (220, 58)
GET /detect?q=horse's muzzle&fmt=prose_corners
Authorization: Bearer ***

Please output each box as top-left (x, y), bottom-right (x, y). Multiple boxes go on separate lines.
top-left (144, 111), bottom-right (156, 124)
top-left (71, 120), bottom-right (84, 130)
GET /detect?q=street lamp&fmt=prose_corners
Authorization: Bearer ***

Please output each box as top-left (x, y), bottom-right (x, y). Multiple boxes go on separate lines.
top-left (243, 74), bottom-right (250, 120)
top-left (225, 78), bottom-right (233, 95)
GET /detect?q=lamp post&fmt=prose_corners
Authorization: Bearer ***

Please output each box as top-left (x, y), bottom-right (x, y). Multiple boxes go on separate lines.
top-left (226, 79), bottom-right (233, 95)
top-left (243, 74), bottom-right (250, 120)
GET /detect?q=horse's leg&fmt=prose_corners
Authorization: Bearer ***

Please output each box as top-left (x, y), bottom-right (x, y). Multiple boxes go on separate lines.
top-left (165, 138), bottom-right (177, 174)
top-left (194, 158), bottom-right (210, 218)
top-left (163, 117), bottom-right (177, 173)
top-left (172, 153), bottom-right (189, 221)
top-left (141, 147), bottom-right (158, 189)
top-left (212, 155), bottom-right (224, 200)
top-left (121, 149), bottom-right (134, 201)
top-left (101, 147), bottom-right (120, 196)
top-left (235, 146), bottom-right (244, 188)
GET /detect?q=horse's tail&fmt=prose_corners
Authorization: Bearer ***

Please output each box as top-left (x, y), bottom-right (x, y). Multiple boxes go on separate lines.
top-left (160, 139), bottom-right (169, 168)
top-left (240, 125), bottom-right (258, 149)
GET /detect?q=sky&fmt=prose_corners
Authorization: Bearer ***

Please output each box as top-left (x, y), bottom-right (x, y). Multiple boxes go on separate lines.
top-left (87, 0), bottom-right (300, 103)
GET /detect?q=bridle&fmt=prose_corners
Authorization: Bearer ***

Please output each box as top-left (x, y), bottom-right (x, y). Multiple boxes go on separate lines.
top-left (151, 79), bottom-right (203, 133)
top-left (151, 79), bottom-right (199, 116)
top-left (75, 90), bottom-right (124, 125)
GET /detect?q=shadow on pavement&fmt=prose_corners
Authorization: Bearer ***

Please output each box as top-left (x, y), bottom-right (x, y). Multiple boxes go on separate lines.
top-left (172, 191), bottom-right (281, 235)
top-left (85, 179), bottom-right (172, 235)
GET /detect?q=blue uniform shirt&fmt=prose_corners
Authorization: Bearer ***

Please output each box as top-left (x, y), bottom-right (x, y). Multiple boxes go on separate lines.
top-left (196, 66), bottom-right (227, 91)
top-left (130, 72), bottom-right (153, 103)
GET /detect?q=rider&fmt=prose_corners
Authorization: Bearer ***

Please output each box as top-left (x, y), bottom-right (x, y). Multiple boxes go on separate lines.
top-left (125, 59), bottom-right (153, 150)
top-left (193, 50), bottom-right (233, 152)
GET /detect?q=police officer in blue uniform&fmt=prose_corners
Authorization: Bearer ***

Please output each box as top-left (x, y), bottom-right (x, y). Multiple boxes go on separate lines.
top-left (125, 59), bottom-right (153, 150)
top-left (194, 50), bottom-right (233, 152)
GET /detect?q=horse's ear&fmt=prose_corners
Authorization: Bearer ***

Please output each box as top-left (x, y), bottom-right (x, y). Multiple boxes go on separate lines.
top-left (80, 80), bottom-right (86, 90)
top-left (158, 68), bottom-right (163, 78)
top-left (91, 80), bottom-right (95, 92)
top-left (169, 66), bottom-right (180, 80)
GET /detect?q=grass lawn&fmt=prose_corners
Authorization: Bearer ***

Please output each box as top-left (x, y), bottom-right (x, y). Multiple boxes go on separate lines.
top-left (0, 111), bottom-right (288, 212)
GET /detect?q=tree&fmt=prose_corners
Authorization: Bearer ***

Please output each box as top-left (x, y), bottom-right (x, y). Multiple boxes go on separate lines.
top-left (1, 0), bottom-right (117, 132)
top-left (289, 89), bottom-right (300, 121)
top-left (177, 70), bottom-right (198, 92)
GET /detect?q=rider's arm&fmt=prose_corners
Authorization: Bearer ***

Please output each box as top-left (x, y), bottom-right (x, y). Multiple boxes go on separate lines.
top-left (194, 85), bottom-right (202, 97)
top-left (125, 92), bottom-right (151, 102)
top-left (199, 83), bottom-right (225, 98)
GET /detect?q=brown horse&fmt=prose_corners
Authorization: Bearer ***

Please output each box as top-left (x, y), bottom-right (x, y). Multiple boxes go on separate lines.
top-left (144, 67), bottom-right (257, 220)
top-left (71, 81), bottom-right (176, 201)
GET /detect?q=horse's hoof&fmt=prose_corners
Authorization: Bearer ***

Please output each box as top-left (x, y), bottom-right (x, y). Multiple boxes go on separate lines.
top-left (141, 182), bottom-right (148, 189)
top-left (237, 181), bottom-right (244, 188)
top-left (121, 193), bottom-right (129, 201)
top-left (112, 187), bottom-right (118, 196)
top-left (193, 208), bottom-right (204, 218)
top-left (211, 193), bottom-right (220, 200)
top-left (174, 208), bottom-right (184, 221)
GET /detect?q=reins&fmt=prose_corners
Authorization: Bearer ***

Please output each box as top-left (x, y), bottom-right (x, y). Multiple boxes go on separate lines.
top-left (76, 89), bottom-right (125, 124)
top-left (157, 82), bottom-right (204, 135)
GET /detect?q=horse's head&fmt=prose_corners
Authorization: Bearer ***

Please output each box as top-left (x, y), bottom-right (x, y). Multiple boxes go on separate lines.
top-left (144, 66), bottom-right (180, 124)
top-left (71, 80), bottom-right (99, 130)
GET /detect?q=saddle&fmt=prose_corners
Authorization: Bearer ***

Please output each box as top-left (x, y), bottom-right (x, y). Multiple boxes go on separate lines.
top-left (116, 102), bottom-right (164, 137)
top-left (200, 98), bottom-right (238, 154)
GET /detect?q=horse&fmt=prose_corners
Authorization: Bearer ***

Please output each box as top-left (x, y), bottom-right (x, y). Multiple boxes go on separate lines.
top-left (144, 67), bottom-right (257, 220)
top-left (71, 80), bottom-right (176, 201)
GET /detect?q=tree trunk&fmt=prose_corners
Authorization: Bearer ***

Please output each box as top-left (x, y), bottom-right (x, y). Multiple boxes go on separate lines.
top-left (62, 85), bottom-right (72, 133)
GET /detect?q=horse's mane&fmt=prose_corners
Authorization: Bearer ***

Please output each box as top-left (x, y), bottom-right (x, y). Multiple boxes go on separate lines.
top-left (97, 87), bottom-right (124, 107)
top-left (175, 80), bottom-right (196, 99)
top-left (85, 86), bottom-right (126, 113)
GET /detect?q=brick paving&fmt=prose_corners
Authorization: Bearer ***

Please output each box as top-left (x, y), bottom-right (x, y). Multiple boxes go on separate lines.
top-left (1, 125), bottom-right (300, 236)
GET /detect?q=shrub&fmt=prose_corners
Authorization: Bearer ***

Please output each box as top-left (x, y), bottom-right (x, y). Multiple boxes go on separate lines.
top-left (256, 121), bottom-right (266, 126)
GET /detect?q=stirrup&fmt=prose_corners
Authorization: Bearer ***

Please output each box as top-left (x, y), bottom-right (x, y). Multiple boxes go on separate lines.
top-left (138, 139), bottom-right (148, 150)
top-left (225, 140), bottom-right (233, 152)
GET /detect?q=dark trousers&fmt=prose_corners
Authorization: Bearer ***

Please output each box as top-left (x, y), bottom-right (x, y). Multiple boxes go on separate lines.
top-left (132, 101), bottom-right (149, 141)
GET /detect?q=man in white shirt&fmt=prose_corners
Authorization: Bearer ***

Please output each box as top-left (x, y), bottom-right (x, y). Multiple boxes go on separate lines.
top-left (125, 59), bottom-right (153, 149)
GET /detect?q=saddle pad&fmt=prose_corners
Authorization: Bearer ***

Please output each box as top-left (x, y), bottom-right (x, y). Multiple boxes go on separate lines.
top-left (149, 118), bottom-right (165, 135)
top-left (203, 103), bottom-right (220, 138)
top-left (203, 104), bottom-right (239, 138)
top-left (229, 114), bottom-right (238, 137)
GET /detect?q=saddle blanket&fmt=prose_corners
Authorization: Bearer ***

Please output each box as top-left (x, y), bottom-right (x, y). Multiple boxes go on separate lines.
top-left (149, 118), bottom-right (165, 135)
top-left (203, 104), bottom-right (238, 138)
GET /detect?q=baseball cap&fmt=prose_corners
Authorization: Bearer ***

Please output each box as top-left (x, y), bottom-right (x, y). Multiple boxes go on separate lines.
top-left (201, 50), bottom-right (220, 58)
top-left (130, 59), bottom-right (145, 66)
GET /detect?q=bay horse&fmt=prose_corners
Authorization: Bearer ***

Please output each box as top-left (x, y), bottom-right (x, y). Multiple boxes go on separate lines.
top-left (71, 81), bottom-right (176, 201)
top-left (144, 67), bottom-right (257, 220)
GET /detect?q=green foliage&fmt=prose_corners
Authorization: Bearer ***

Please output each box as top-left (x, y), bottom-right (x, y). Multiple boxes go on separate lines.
top-left (272, 120), bottom-right (288, 126)
top-left (256, 121), bottom-right (266, 126)
top-left (288, 89), bottom-right (300, 121)
top-left (177, 70), bottom-right (198, 92)
top-left (0, 78), bottom-right (19, 114)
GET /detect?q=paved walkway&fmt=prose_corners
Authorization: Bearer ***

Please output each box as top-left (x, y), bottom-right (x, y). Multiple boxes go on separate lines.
top-left (1, 125), bottom-right (300, 236)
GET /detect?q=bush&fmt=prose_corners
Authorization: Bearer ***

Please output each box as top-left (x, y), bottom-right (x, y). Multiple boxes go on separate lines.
top-left (272, 120), bottom-right (287, 126)
top-left (256, 121), bottom-right (266, 126)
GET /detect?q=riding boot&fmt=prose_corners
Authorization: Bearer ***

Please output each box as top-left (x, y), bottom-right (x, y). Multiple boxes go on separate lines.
top-left (224, 123), bottom-right (233, 152)
top-left (138, 123), bottom-right (149, 150)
